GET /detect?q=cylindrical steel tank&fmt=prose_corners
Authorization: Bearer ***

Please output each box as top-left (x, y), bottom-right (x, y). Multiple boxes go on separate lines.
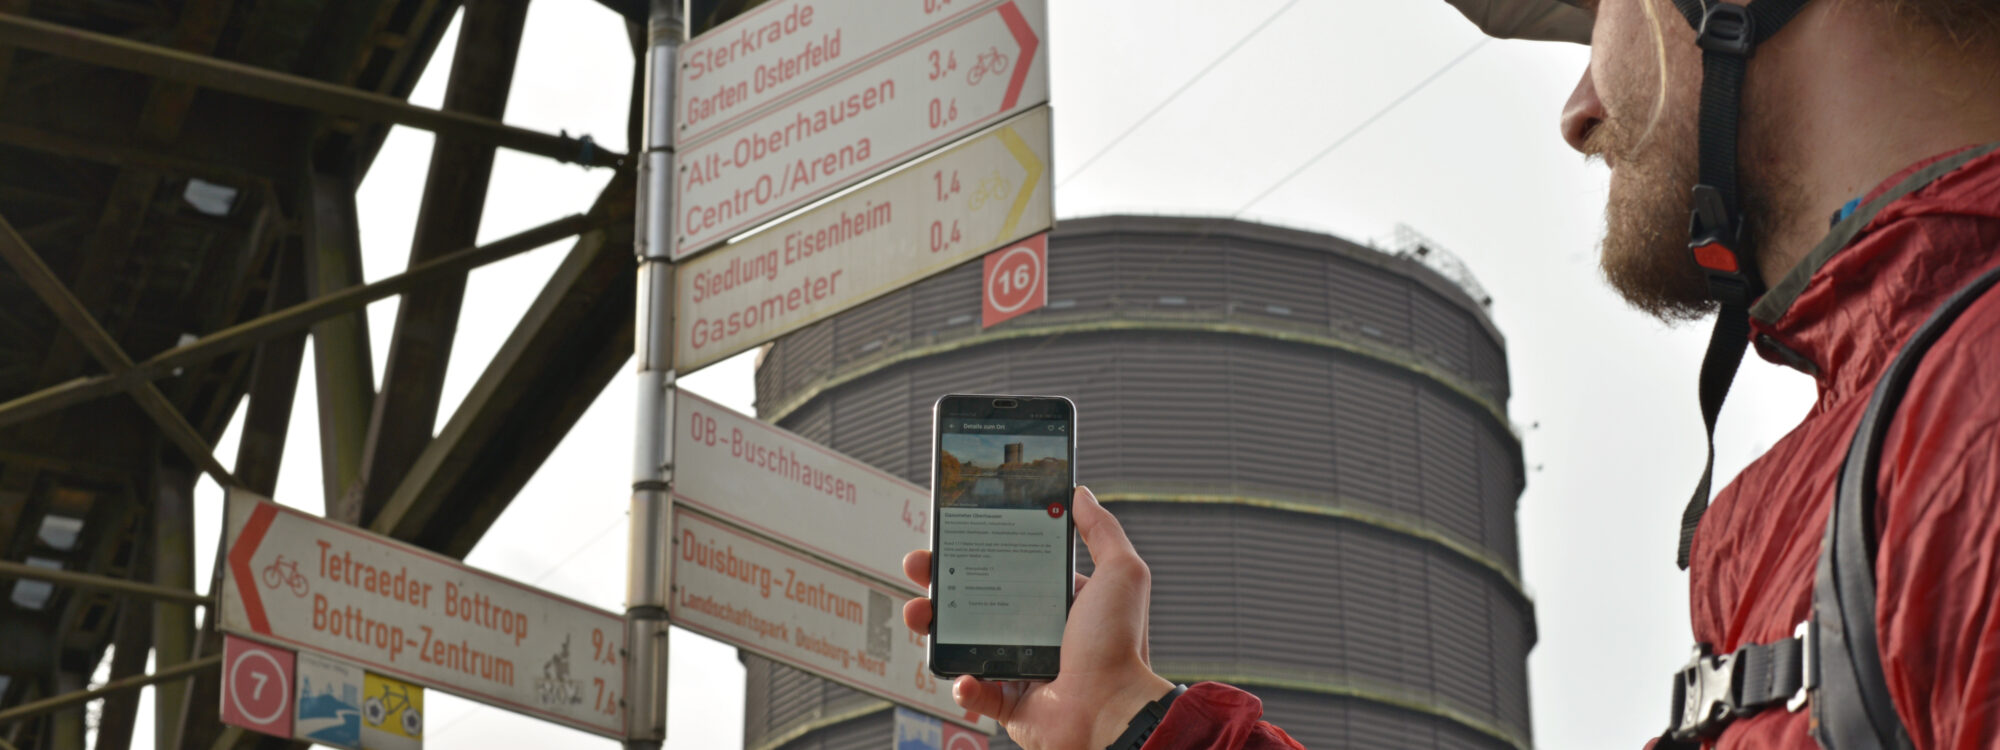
top-left (739, 215), bottom-right (1534, 750)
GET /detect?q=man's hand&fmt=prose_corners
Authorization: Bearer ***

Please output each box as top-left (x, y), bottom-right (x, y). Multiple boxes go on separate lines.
top-left (902, 486), bottom-right (1176, 749)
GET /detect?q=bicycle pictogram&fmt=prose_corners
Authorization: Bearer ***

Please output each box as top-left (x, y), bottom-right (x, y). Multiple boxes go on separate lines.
top-left (967, 171), bottom-right (1012, 211)
top-left (365, 681), bottom-right (423, 736)
top-left (261, 555), bottom-right (309, 598)
top-left (966, 46), bottom-right (1009, 86)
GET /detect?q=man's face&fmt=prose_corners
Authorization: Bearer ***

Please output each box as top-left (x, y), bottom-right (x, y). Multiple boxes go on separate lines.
top-left (1562, 0), bottom-right (1712, 321)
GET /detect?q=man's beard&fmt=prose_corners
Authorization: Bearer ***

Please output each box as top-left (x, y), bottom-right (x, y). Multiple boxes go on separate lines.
top-left (1585, 105), bottom-right (1717, 322)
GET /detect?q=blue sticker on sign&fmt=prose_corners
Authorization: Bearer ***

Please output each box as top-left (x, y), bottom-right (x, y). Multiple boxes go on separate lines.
top-left (294, 652), bottom-right (363, 748)
top-left (895, 707), bottom-right (944, 750)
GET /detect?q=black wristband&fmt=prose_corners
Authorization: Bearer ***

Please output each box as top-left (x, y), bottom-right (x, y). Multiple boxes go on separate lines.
top-left (1106, 683), bottom-right (1187, 750)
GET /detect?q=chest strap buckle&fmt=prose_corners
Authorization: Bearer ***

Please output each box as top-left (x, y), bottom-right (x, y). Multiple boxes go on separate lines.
top-left (1665, 627), bottom-right (1809, 742)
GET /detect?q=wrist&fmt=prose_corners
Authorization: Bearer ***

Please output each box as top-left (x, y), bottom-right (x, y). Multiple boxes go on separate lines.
top-left (1088, 672), bottom-right (1178, 749)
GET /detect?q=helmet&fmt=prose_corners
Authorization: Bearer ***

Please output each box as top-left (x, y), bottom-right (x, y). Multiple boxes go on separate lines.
top-left (1442, 0), bottom-right (1592, 43)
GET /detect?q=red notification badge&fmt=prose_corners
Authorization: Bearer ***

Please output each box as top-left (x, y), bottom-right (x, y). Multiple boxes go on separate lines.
top-left (1047, 502), bottom-right (1065, 518)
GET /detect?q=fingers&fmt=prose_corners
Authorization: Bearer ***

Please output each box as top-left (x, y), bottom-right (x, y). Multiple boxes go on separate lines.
top-left (903, 549), bottom-right (932, 588)
top-left (902, 596), bottom-right (932, 635)
top-left (1074, 572), bottom-right (1089, 596)
top-left (1071, 486), bottom-right (1144, 573)
top-left (952, 676), bottom-right (1010, 721)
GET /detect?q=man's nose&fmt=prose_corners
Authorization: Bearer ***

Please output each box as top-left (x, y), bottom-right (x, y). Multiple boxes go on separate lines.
top-left (1561, 65), bottom-right (1605, 154)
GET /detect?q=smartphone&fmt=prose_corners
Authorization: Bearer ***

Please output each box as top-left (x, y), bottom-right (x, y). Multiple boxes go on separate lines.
top-left (928, 394), bottom-right (1077, 680)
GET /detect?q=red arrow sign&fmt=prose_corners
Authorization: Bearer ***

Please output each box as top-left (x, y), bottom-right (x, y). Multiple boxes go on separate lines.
top-left (998, 1), bottom-right (1039, 112)
top-left (227, 501), bottom-right (278, 636)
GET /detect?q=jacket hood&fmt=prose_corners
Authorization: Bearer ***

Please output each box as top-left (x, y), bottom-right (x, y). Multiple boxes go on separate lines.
top-left (1748, 144), bottom-right (2000, 400)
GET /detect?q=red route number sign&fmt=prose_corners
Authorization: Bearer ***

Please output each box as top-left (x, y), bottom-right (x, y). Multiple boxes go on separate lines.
top-left (982, 234), bottom-right (1048, 328)
top-left (221, 634), bottom-right (295, 738)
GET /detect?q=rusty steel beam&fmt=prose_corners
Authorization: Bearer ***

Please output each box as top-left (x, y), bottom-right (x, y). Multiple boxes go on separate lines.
top-left (91, 562), bottom-right (153, 750)
top-left (0, 213), bottom-right (237, 485)
top-left (371, 185), bottom-right (636, 556)
top-left (359, 0), bottom-right (532, 525)
top-left (0, 122), bottom-right (271, 187)
top-left (0, 654), bottom-right (221, 727)
top-left (0, 12), bottom-right (624, 168)
top-left (0, 211), bottom-right (601, 429)
top-left (0, 560), bottom-right (208, 607)
top-left (301, 171), bottom-right (375, 520)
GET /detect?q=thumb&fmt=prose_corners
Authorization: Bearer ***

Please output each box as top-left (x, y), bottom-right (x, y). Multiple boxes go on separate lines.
top-left (1072, 486), bottom-right (1140, 570)
top-left (952, 676), bottom-right (1009, 720)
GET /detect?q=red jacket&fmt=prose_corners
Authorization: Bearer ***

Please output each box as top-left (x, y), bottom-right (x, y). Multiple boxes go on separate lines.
top-left (1686, 143), bottom-right (2000, 749)
top-left (1145, 682), bottom-right (1303, 750)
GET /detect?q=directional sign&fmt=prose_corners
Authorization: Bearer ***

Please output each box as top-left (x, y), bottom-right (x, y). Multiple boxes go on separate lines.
top-left (674, 0), bottom-right (1048, 256)
top-left (217, 490), bottom-right (627, 738)
top-left (676, 106), bottom-right (1052, 373)
top-left (672, 389), bottom-right (927, 591)
top-left (679, 0), bottom-right (1004, 146)
top-left (222, 635), bottom-right (295, 738)
top-left (670, 509), bottom-right (995, 732)
top-left (981, 233), bottom-right (1046, 328)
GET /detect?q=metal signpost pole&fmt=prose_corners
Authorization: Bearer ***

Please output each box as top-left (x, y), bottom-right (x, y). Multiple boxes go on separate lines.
top-left (627, 0), bottom-right (684, 748)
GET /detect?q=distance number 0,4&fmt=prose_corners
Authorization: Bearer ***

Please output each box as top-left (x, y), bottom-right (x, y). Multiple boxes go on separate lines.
top-left (922, 0), bottom-right (954, 15)
top-left (929, 221), bottom-right (962, 253)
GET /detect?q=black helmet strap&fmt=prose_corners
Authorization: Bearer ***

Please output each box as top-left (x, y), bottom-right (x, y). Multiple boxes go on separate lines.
top-left (1670, 0), bottom-right (1815, 570)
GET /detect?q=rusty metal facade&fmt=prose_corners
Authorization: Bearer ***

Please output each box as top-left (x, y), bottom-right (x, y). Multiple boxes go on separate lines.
top-left (744, 215), bottom-right (1534, 749)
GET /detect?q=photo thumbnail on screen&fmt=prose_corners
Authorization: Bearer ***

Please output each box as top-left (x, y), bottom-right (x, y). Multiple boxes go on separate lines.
top-left (938, 427), bottom-right (1071, 509)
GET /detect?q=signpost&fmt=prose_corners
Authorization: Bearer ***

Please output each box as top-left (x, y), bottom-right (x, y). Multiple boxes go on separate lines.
top-left (669, 509), bottom-right (993, 731)
top-left (675, 106), bottom-right (1052, 372)
top-left (217, 490), bottom-right (628, 738)
top-left (671, 389), bottom-right (928, 591)
top-left (631, 0), bottom-right (1058, 742)
top-left (673, 0), bottom-right (1048, 256)
top-left (677, 0), bottom-right (1006, 147)
top-left (980, 233), bottom-right (1046, 328)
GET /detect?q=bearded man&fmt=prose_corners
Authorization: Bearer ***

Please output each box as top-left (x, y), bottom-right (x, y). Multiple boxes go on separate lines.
top-left (899, 1), bottom-right (2000, 747)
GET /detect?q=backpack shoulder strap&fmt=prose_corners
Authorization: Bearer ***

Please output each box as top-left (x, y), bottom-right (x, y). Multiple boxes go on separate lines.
top-left (1812, 262), bottom-right (2000, 748)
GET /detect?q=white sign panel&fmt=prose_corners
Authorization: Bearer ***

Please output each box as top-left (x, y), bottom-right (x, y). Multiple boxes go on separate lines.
top-left (673, 0), bottom-right (1048, 256)
top-left (670, 509), bottom-right (993, 732)
top-left (217, 490), bottom-right (627, 738)
top-left (678, 0), bottom-right (1003, 146)
top-left (676, 106), bottom-right (1052, 373)
top-left (672, 389), bottom-right (928, 591)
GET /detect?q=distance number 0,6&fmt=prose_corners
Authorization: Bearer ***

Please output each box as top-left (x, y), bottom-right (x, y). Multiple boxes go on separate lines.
top-left (922, 0), bottom-right (954, 15)
top-left (929, 221), bottom-right (962, 253)
top-left (927, 98), bottom-right (959, 130)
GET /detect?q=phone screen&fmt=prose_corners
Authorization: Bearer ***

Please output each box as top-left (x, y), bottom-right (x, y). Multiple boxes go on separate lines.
top-left (930, 396), bottom-right (1075, 678)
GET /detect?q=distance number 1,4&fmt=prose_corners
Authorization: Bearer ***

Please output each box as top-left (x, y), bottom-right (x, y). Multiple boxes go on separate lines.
top-left (933, 170), bottom-right (961, 203)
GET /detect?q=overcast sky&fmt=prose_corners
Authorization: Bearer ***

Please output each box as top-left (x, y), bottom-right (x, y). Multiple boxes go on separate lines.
top-left (123, 1), bottom-right (1828, 748)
